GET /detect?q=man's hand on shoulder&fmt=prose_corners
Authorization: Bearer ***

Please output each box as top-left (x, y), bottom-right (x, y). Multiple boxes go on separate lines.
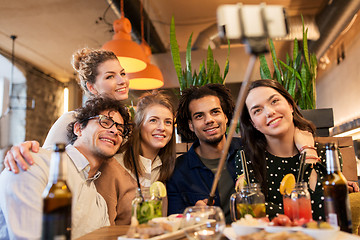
top-left (4, 141), bottom-right (39, 173)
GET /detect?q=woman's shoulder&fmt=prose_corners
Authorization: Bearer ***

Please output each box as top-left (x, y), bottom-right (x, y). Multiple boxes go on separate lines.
top-left (53, 111), bottom-right (76, 125)
top-left (99, 156), bottom-right (135, 181)
top-left (114, 152), bottom-right (125, 165)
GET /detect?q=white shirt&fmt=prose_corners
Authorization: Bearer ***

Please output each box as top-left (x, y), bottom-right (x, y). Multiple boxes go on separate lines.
top-left (0, 145), bottom-right (109, 240)
top-left (115, 153), bottom-right (162, 188)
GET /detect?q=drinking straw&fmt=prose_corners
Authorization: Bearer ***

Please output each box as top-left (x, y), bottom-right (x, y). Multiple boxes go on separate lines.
top-left (297, 151), bottom-right (307, 183)
top-left (240, 150), bottom-right (250, 185)
top-left (131, 147), bottom-right (144, 199)
top-left (207, 55), bottom-right (257, 206)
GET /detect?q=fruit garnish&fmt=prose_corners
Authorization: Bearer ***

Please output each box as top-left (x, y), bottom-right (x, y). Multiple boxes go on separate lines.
top-left (304, 221), bottom-right (333, 229)
top-left (279, 174), bottom-right (295, 195)
top-left (318, 221), bottom-right (333, 229)
top-left (235, 174), bottom-right (247, 192)
top-left (150, 181), bottom-right (167, 198)
top-left (305, 221), bottom-right (318, 229)
top-left (271, 214), bottom-right (292, 226)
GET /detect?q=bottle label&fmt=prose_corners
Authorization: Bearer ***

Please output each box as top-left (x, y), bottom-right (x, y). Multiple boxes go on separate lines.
top-left (327, 213), bottom-right (338, 227)
top-left (54, 236), bottom-right (66, 240)
top-left (324, 197), bottom-right (338, 226)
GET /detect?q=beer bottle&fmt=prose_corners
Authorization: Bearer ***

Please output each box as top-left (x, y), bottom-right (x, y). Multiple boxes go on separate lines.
top-left (42, 143), bottom-right (72, 239)
top-left (323, 142), bottom-right (352, 233)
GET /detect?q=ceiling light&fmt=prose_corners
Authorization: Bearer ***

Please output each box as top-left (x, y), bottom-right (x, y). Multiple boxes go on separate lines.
top-left (102, 1), bottom-right (147, 73)
top-left (127, 41), bottom-right (164, 90)
top-left (126, 0), bottom-right (164, 90)
top-left (127, 63), bottom-right (164, 90)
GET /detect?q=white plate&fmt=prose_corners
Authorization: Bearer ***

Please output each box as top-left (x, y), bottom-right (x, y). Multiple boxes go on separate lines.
top-left (223, 227), bottom-right (237, 240)
top-left (223, 227), bottom-right (360, 240)
top-left (264, 225), bottom-right (302, 233)
top-left (231, 222), bottom-right (266, 236)
top-left (301, 227), bottom-right (339, 240)
top-left (118, 220), bottom-right (211, 240)
top-left (118, 227), bottom-right (186, 240)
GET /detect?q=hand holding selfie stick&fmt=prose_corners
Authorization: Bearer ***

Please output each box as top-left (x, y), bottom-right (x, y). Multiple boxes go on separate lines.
top-left (207, 3), bottom-right (288, 206)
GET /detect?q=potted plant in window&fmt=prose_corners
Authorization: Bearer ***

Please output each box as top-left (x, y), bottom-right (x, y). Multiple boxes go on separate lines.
top-left (259, 17), bottom-right (333, 136)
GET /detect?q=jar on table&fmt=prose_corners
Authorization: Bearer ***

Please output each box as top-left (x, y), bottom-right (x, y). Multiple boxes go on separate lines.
top-left (131, 188), bottom-right (163, 224)
top-left (230, 183), bottom-right (266, 221)
top-left (283, 182), bottom-right (312, 222)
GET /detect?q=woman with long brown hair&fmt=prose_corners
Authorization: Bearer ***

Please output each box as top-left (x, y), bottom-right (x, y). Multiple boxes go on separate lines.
top-left (238, 79), bottom-right (325, 220)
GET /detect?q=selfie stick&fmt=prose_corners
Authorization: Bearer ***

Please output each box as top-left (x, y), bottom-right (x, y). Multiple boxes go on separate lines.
top-left (207, 54), bottom-right (257, 205)
top-left (207, 3), bottom-right (288, 205)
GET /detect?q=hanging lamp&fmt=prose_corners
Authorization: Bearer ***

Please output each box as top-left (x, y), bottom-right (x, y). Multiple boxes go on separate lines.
top-left (128, 42), bottom-right (164, 89)
top-left (102, 0), bottom-right (147, 73)
top-left (127, 0), bottom-right (164, 90)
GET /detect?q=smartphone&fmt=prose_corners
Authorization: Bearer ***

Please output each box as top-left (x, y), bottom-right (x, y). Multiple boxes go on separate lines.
top-left (217, 4), bottom-right (288, 40)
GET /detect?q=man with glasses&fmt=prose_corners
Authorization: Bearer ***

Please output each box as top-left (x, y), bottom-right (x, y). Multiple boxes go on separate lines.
top-left (0, 96), bottom-right (131, 239)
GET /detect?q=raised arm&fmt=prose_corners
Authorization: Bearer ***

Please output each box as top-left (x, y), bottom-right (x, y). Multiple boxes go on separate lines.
top-left (4, 111), bottom-right (76, 173)
top-left (42, 111), bottom-right (75, 148)
top-left (294, 128), bottom-right (317, 156)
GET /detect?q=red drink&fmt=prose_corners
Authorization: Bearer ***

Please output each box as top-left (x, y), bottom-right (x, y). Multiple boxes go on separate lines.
top-left (298, 197), bottom-right (312, 221)
top-left (282, 182), bottom-right (312, 222)
top-left (283, 196), bottom-right (299, 221)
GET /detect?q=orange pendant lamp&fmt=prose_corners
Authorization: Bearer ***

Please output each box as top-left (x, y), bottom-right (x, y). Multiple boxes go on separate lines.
top-left (127, 0), bottom-right (164, 90)
top-left (102, 0), bottom-right (147, 73)
top-left (128, 42), bottom-right (164, 90)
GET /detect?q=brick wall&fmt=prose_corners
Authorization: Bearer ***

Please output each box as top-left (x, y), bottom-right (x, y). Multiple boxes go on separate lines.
top-left (25, 69), bottom-right (64, 146)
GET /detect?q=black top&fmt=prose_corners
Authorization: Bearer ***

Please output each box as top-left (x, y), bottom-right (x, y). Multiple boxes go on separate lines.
top-left (235, 142), bottom-right (330, 220)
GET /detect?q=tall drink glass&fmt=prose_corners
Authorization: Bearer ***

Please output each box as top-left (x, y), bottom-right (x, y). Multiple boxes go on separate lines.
top-left (230, 183), bottom-right (266, 221)
top-left (132, 188), bottom-right (163, 224)
top-left (283, 182), bottom-right (312, 222)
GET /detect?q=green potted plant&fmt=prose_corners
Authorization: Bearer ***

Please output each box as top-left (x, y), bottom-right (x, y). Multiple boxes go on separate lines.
top-left (259, 17), bottom-right (333, 136)
top-left (169, 16), bottom-right (231, 141)
top-left (169, 16), bottom-right (230, 94)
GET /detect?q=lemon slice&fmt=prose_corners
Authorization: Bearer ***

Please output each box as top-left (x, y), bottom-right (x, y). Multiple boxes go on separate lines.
top-left (150, 181), bottom-right (167, 198)
top-left (235, 174), bottom-right (247, 192)
top-left (279, 174), bottom-right (295, 195)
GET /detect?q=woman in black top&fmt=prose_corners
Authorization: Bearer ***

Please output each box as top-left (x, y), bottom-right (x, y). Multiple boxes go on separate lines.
top-left (236, 79), bottom-right (326, 220)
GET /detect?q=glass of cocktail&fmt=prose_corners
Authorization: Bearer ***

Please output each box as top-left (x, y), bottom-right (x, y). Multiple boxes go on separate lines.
top-left (283, 182), bottom-right (312, 222)
top-left (230, 183), bottom-right (266, 221)
top-left (131, 182), bottom-right (166, 224)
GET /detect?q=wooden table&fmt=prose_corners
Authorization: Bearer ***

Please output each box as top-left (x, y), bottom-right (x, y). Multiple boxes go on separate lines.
top-left (76, 226), bottom-right (130, 240)
top-left (75, 225), bottom-right (190, 240)
top-left (76, 225), bottom-right (360, 240)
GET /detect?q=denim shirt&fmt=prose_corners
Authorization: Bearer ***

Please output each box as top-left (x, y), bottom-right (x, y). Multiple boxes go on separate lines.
top-left (166, 137), bottom-right (243, 218)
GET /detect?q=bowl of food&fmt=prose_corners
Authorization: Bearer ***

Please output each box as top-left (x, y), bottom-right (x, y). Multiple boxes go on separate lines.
top-left (301, 222), bottom-right (339, 240)
top-left (231, 214), bottom-right (267, 236)
top-left (150, 216), bottom-right (182, 232)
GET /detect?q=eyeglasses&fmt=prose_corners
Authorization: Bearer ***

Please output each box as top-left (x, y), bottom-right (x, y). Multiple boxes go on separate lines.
top-left (86, 114), bottom-right (130, 137)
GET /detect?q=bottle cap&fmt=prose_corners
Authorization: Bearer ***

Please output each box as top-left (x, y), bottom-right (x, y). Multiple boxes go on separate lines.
top-left (325, 142), bottom-right (337, 150)
top-left (53, 143), bottom-right (66, 152)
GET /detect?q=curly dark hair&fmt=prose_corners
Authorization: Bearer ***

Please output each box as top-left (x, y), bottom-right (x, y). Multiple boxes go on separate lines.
top-left (240, 79), bottom-right (316, 195)
top-left (176, 83), bottom-right (235, 141)
top-left (67, 95), bottom-right (131, 144)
